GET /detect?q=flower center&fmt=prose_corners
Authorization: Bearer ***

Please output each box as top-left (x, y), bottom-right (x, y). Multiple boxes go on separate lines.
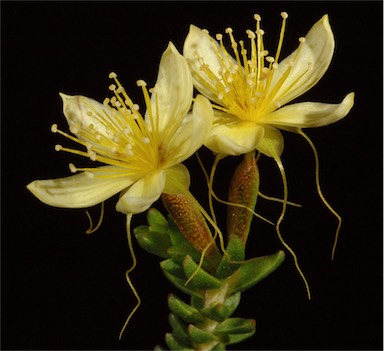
top-left (52, 74), bottom-right (162, 179)
top-left (193, 12), bottom-right (306, 123)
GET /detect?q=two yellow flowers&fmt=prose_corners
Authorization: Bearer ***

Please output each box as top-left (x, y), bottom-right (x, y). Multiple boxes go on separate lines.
top-left (27, 13), bottom-right (354, 215)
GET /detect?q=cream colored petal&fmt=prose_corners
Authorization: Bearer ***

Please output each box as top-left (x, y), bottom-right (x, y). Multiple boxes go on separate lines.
top-left (27, 166), bottom-right (135, 209)
top-left (256, 126), bottom-right (284, 159)
top-left (148, 42), bottom-right (193, 136)
top-left (163, 95), bottom-right (213, 166)
top-left (115, 169), bottom-right (166, 214)
top-left (163, 164), bottom-right (191, 195)
top-left (267, 15), bottom-right (335, 108)
top-left (183, 25), bottom-right (238, 105)
top-left (60, 93), bottom-right (117, 140)
top-left (262, 92), bottom-right (355, 128)
top-left (205, 112), bottom-right (265, 156)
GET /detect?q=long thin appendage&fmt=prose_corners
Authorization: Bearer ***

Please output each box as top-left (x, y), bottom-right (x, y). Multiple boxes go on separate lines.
top-left (85, 202), bottom-right (105, 234)
top-left (298, 130), bottom-right (342, 260)
top-left (119, 214), bottom-right (141, 340)
top-left (275, 157), bottom-right (311, 300)
top-left (259, 191), bottom-right (302, 208)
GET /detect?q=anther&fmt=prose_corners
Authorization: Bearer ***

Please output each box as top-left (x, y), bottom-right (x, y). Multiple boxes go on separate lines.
top-left (299, 37), bottom-right (306, 43)
top-left (216, 33), bottom-right (223, 41)
top-left (136, 80), bottom-right (147, 87)
top-left (272, 62), bottom-right (279, 70)
top-left (225, 27), bottom-right (233, 34)
top-left (103, 98), bottom-right (110, 106)
top-left (109, 84), bottom-right (116, 91)
top-left (246, 30), bottom-right (256, 39)
top-left (114, 101), bottom-right (122, 108)
top-left (89, 151), bottom-right (97, 161)
top-left (116, 86), bottom-right (125, 94)
top-left (51, 124), bottom-right (58, 133)
top-left (132, 104), bottom-right (140, 111)
top-left (254, 14), bottom-right (261, 21)
top-left (69, 163), bottom-right (77, 173)
top-left (109, 72), bottom-right (117, 79)
top-left (256, 29), bottom-right (265, 36)
top-left (142, 137), bottom-right (150, 144)
top-left (266, 56), bottom-right (275, 63)
top-left (281, 12), bottom-right (288, 19)
top-left (55, 144), bottom-right (62, 151)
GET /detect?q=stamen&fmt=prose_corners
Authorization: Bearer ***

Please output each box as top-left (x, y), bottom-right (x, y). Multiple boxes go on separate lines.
top-left (51, 124), bottom-right (58, 133)
top-left (69, 163), bottom-right (77, 173)
top-left (109, 84), bottom-right (116, 91)
top-left (109, 72), bottom-right (117, 79)
top-left (55, 144), bottom-right (62, 151)
top-left (136, 80), bottom-right (147, 87)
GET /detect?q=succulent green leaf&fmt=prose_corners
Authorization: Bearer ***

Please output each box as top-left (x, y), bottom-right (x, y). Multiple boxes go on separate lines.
top-left (226, 330), bottom-right (256, 345)
top-left (211, 342), bottom-right (227, 350)
top-left (215, 238), bottom-right (245, 279)
top-left (169, 313), bottom-right (191, 347)
top-left (162, 271), bottom-right (203, 299)
top-left (201, 292), bottom-right (241, 322)
top-left (160, 258), bottom-right (185, 278)
top-left (147, 207), bottom-right (168, 227)
top-left (215, 318), bottom-right (256, 334)
top-left (188, 324), bottom-right (219, 344)
top-left (134, 226), bottom-right (172, 258)
top-left (228, 250), bottom-right (285, 294)
top-left (183, 255), bottom-right (222, 290)
top-left (168, 294), bottom-right (206, 324)
top-left (165, 333), bottom-right (195, 351)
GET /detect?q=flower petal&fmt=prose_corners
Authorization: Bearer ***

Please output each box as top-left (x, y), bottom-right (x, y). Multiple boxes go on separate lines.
top-left (268, 15), bottom-right (335, 108)
top-left (60, 93), bottom-right (117, 141)
top-left (148, 42), bottom-right (193, 137)
top-left (262, 92), bottom-right (355, 128)
top-left (27, 166), bottom-right (135, 208)
top-left (183, 25), bottom-right (238, 105)
top-left (116, 169), bottom-right (166, 214)
top-left (256, 126), bottom-right (284, 159)
top-left (205, 112), bottom-right (265, 156)
top-left (163, 94), bottom-right (213, 166)
top-left (163, 164), bottom-right (191, 195)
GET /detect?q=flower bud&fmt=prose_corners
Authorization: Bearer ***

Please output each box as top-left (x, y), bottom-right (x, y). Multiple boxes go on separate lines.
top-left (161, 193), bottom-right (222, 269)
top-left (227, 151), bottom-right (259, 245)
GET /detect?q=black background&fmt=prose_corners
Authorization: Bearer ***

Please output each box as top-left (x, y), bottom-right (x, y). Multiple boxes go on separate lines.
top-left (2, 1), bottom-right (382, 350)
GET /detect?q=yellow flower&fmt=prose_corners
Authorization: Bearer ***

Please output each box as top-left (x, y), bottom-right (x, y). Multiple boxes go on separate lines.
top-left (27, 42), bottom-right (213, 214)
top-left (183, 13), bottom-right (354, 157)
